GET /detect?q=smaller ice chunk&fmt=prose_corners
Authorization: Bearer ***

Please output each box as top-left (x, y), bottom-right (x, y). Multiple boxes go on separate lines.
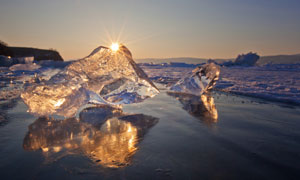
top-left (9, 63), bottom-right (41, 71)
top-left (170, 63), bottom-right (220, 95)
top-left (0, 55), bottom-right (34, 67)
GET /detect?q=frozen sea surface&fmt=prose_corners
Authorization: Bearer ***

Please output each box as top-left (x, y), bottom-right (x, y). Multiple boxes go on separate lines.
top-left (1, 61), bottom-right (300, 179)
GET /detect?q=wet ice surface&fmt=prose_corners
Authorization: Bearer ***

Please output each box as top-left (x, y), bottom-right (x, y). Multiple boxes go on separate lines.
top-left (1, 89), bottom-right (300, 179)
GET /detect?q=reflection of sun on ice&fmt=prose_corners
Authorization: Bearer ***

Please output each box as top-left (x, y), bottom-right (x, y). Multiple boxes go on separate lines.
top-left (110, 43), bottom-right (119, 52)
top-left (127, 125), bottom-right (132, 132)
top-left (82, 118), bottom-right (138, 168)
top-left (54, 98), bottom-right (65, 107)
top-left (201, 95), bottom-right (218, 121)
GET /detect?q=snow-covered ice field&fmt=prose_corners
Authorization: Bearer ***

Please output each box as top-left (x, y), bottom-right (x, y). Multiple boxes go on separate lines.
top-left (140, 63), bottom-right (300, 105)
top-left (217, 64), bottom-right (300, 105)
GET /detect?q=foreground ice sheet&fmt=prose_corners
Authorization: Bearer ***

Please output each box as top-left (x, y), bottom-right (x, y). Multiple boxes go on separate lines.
top-left (21, 45), bottom-right (159, 117)
top-left (170, 63), bottom-right (220, 95)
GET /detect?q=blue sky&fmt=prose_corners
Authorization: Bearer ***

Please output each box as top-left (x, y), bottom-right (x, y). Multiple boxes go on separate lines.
top-left (0, 0), bottom-right (299, 60)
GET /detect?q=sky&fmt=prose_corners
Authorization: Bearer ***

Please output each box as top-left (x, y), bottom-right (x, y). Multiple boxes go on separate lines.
top-left (0, 0), bottom-right (300, 60)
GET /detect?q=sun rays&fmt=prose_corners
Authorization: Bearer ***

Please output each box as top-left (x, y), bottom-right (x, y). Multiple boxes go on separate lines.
top-left (99, 20), bottom-right (159, 54)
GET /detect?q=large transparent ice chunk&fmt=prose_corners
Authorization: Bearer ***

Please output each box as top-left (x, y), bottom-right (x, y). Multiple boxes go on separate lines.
top-left (170, 63), bottom-right (220, 95)
top-left (21, 45), bottom-right (159, 117)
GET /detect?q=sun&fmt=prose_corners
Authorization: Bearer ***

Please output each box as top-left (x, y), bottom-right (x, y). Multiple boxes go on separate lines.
top-left (110, 43), bottom-right (119, 52)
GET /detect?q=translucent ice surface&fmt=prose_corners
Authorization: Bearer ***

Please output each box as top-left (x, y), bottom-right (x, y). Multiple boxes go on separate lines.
top-left (170, 63), bottom-right (220, 95)
top-left (21, 45), bottom-right (159, 117)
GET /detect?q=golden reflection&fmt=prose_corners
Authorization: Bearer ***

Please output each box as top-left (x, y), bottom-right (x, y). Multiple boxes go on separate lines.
top-left (167, 92), bottom-right (218, 125)
top-left (23, 107), bottom-right (158, 168)
top-left (200, 95), bottom-right (218, 121)
top-left (81, 118), bottom-right (138, 167)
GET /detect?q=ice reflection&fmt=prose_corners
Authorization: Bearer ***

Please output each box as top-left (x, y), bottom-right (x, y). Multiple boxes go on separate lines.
top-left (23, 106), bottom-right (158, 168)
top-left (167, 92), bottom-right (218, 125)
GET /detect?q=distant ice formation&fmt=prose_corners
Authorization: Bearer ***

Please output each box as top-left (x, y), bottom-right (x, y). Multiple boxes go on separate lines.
top-left (222, 52), bottom-right (260, 66)
top-left (170, 63), bottom-right (220, 95)
top-left (21, 45), bottom-right (159, 117)
top-left (0, 55), bottom-right (34, 67)
top-left (234, 52), bottom-right (260, 66)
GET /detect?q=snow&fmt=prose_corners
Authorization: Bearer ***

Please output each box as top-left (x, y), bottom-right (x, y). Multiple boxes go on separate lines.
top-left (140, 63), bottom-right (300, 105)
top-left (216, 65), bottom-right (300, 105)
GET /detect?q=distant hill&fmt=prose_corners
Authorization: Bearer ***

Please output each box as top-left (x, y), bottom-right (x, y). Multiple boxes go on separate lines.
top-left (257, 54), bottom-right (300, 65)
top-left (137, 54), bottom-right (300, 65)
top-left (136, 57), bottom-right (230, 64)
top-left (0, 41), bottom-right (63, 61)
top-left (0, 41), bottom-right (13, 57)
